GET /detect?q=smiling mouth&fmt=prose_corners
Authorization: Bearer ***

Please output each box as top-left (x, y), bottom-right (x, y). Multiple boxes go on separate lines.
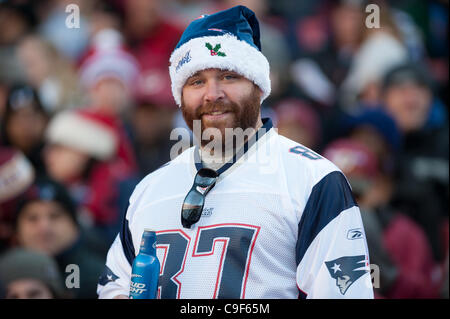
top-left (200, 109), bottom-right (233, 118)
top-left (204, 111), bottom-right (229, 115)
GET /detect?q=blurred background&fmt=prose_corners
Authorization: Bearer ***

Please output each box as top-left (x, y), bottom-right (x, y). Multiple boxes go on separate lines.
top-left (0, 0), bottom-right (448, 299)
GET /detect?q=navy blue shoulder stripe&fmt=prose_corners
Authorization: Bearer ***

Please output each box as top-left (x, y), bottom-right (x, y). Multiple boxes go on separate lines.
top-left (120, 212), bottom-right (135, 266)
top-left (296, 171), bottom-right (357, 266)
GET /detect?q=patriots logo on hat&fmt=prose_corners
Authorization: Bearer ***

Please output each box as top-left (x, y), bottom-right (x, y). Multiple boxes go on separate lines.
top-left (325, 255), bottom-right (369, 295)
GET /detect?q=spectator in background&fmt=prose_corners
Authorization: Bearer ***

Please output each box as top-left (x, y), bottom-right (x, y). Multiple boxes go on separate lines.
top-left (0, 1), bottom-right (37, 85)
top-left (381, 62), bottom-right (449, 263)
top-left (0, 147), bottom-right (35, 253)
top-left (43, 109), bottom-right (128, 241)
top-left (221, 0), bottom-right (293, 100)
top-left (79, 28), bottom-right (139, 117)
top-left (88, 0), bottom-right (124, 41)
top-left (122, 0), bottom-right (183, 108)
top-left (38, 0), bottom-right (90, 61)
top-left (16, 35), bottom-right (83, 113)
top-left (78, 28), bottom-right (139, 176)
top-left (291, 0), bottom-right (364, 109)
top-left (12, 177), bottom-right (105, 299)
top-left (274, 98), bottom-right (322, 150)
top-left (337, 108), bottom-right (402, 176)
top-left (131, 95), bottom-right (178, 177)
top-left (0, 84), bottom-right (49, 173)
top-left (323, 138), bottom-right (441, 298)
top-left (0, 248), bottom-right (66, 299)
top-left (340, 1), bottom-right (408, 110)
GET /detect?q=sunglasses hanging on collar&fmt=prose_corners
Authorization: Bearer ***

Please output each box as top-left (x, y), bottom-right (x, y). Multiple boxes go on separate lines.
top-left (181, 168), bottom-right (218, 229)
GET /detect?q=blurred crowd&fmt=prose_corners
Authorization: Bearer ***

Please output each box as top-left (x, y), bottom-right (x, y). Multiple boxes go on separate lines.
top-left (0, 0), bottom-right (448, 299)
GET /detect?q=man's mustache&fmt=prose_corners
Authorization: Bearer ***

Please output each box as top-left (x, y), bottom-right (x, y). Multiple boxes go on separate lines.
top-left (195, 101), bottom-right (238, 118)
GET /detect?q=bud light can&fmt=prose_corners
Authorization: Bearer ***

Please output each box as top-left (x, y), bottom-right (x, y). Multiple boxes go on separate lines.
top-left (129, 229), bottom-right (160, 299)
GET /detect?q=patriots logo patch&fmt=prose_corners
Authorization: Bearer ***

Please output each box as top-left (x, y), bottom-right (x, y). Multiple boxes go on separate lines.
top-left (98, 266), bottom-right (119, 286)
top-left (325, 255), bottom-right (369, 295)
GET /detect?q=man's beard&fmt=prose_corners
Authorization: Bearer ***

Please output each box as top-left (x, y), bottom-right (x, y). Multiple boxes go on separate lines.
top-left (181, 86), bottom-right (261, 150)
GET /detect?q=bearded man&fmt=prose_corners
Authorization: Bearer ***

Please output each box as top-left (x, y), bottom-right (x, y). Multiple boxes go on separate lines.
top-left (98, 5), bottom-right (373, 299)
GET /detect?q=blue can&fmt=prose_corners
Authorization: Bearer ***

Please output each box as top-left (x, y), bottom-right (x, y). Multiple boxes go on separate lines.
top-left (129, 229), bottom-right (160, 299)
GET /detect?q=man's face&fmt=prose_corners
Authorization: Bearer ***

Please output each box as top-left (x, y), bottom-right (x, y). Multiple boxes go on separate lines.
top-left (16, 201), bottom-right (78, 256)
top-left (6, 105), bottom-right (47, 154)
top-left (384, 82), bottom-right (432, 133)
top-left (44, 144), bottom-right (90, 183)
top-left (90, 77), bottom-right (129, 115)
top-left (181, 68), bottom-right (262, 147)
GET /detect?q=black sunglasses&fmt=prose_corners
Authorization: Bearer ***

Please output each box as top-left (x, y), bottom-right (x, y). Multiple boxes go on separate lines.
top-left (181, 168), bottom-right (218, 228)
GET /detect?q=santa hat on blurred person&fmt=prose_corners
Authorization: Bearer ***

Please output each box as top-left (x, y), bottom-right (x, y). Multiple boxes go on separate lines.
top-left (45, 109), bottom-right (118, 161)
top-left (274, 98), bottom-right (322, 147)
top-left (341, 32), bottom-right (408, 109)
top-left (0, 148), bottom-right (35, 204)
top-left (323, 139), bottom-right (379, 194)
top-left (79, 28), bottom-right (140, 90)
top-left (169, 5), bottom-right (271, 107)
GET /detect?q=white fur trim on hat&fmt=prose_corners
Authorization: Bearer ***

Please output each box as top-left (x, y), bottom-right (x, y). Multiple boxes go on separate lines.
top-left (343, 32), bottom-right (408, 95)
top-left (169, 34), bottom-right (271, 107)
top-left (46, 111), bottom-right (117, 160)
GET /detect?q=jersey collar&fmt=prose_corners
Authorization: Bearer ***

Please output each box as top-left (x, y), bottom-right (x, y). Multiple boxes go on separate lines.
top-left (193, 117), bottom-right (273, 175)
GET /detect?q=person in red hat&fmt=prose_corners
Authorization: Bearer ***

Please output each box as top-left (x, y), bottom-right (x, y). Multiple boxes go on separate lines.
top-left (78, 28), bottom-right (139, 177)
top-left (274, 98), bottom-right (322, 150)
top-left (43, 109), bottom-right (131, 240)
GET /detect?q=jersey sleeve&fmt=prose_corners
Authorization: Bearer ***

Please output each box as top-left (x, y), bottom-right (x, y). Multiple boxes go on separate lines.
top-left (296, 171), bottom-right (374, 299)
top-left (97, 211), bottom-right (136, 298)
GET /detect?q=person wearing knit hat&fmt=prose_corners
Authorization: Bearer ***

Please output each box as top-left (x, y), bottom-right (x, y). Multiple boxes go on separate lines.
top-left (1, 84), bottom-right (49, 173)
top-left (77, 29), bottom-right (139, 183)
top-left (169, 6), bottom-right (271, 108)
top-left (323, 139), bottom-right (380, 198)
top-left (98, 5), bottom-right (373, 299)
top-left (43, 108), bottom-right (129, 231)
top-left (274, 98), bottom-right (322, 150)
top-left (45, 109), bottom-right (118, 163)
top-left (13, 176), bottom-right (107, 299)
top-left (0, 248), bottom-right (66, 299)
top-left (78, 28), bottom-right (140, 117)
top-left (14, 176), bottom-right (79, 256)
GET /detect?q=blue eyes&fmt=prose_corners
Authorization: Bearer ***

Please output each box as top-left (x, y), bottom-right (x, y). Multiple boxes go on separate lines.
top-left (224, 75), bottom-right (237, 80)
top-left (192, 80), bottom-right (203, 85)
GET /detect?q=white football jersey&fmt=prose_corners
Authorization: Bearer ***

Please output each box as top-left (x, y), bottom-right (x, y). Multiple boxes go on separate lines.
top-left (97, 119), bottom-right (374, 299)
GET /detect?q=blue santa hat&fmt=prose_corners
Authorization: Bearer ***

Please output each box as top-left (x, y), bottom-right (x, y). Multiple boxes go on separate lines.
top-left (169, 5), bottom-right (271, 107)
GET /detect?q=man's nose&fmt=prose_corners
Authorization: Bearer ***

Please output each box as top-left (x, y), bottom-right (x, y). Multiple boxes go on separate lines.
top-left (204, 80), bottom-right (224, 103)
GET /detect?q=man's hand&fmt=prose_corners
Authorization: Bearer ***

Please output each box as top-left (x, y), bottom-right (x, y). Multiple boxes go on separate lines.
top-left (113, 295), bottom-right (129, 299)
